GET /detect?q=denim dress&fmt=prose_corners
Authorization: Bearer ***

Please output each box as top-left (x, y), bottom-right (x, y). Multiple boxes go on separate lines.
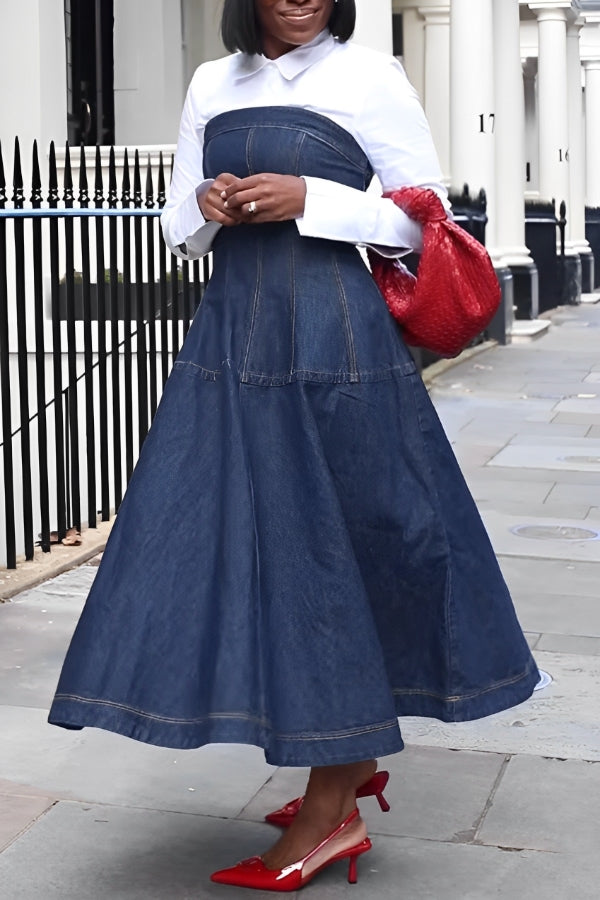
top-left (49, 108), bottom-right (539, 767)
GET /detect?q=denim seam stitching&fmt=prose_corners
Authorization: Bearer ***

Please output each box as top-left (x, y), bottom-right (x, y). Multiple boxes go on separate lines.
top-left (246, 126), bottom-right (255, 176)
top-left (293, 131), bottom-right (307, 176)
top-left (53, 695), bottom-right (271, 727)
top-left (333, 254), bottom-right (358, 380)
top-left (391, 661), bottom-right (537, 703)
top-left (408, 373), bottom-right (456, 687)
top-left (290, 236), bottom-right (296, 374)
top-left (173, 361), bottom-right (220, 380)
top-left (274, 721), bottom-right (399, 742)
top-left (53, 694), bottom-right (398, 742)
top-left (206, 122), bottom-right (370, 174)
top-left (241, 241), bottom-right (263, 379)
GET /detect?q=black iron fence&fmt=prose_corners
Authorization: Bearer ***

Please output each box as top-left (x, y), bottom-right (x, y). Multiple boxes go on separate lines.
top-left (0, 138), bottom-right (210, 570)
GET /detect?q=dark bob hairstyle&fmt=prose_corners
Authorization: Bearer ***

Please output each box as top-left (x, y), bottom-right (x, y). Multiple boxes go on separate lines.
top-left (221, 0), bottom-right (356, 55)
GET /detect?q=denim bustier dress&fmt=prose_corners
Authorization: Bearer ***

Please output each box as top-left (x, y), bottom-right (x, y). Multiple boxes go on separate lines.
top-left (49, 108), bottom-right (539, 766)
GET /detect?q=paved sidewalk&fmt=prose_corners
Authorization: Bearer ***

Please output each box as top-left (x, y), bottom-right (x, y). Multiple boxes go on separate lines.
top-left (1, 304), bottom-right (600, 899)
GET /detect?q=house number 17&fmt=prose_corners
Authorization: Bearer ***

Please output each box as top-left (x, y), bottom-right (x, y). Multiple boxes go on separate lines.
top-left (479, 114), bottom-right (496, 134)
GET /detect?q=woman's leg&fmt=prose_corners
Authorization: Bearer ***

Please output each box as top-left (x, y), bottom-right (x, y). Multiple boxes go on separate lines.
top-left (261, 759), bottom-right (377, 870)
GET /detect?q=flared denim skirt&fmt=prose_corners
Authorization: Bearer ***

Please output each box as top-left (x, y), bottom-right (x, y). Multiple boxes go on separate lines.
top-left (48, 107), bottom-right (539, 766)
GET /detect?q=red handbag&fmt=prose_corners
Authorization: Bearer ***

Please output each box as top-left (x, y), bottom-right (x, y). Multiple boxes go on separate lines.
top-left (367, 187), bottom-right (501, 358)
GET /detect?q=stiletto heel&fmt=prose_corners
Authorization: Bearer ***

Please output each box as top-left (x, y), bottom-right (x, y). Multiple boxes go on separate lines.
top-left (265, 770), bottom-right (391, 827)
top-left (376, 791), bottom-right (391, 813)
top-left (356, 770), bottom-right (391, 813)
top-left (210, 808), bottom-right (371, 891)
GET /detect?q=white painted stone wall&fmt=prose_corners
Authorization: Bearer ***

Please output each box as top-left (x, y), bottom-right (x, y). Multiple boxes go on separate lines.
top-left (0, 0), bottom-right (67, 182)
top-left (355, 0), bottom-right (394, 53)
top-left (113, 0), bottom-right (185, 146)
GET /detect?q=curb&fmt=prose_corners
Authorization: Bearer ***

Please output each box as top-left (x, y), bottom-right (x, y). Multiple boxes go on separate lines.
top-left (0, 519), bottom-right (114, 602)
top-left (421, 340), bottom-right (497, 387)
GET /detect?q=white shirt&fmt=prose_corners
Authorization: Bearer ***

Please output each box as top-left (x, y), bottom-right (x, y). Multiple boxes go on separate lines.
top-left (161, 30), bottom-right (449, 261)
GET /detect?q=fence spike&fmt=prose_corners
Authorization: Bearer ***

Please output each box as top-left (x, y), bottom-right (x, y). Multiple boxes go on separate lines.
top-left (0, 141), bottom-right (6, 206)
top-left (145, 153), bottom-right (154, 209)
top-left (122, 147), bottom-right (131, 207)
top-left (94, 145), bottom-right (104, 205)
top-left (133, 149), bottom-right (142, 208)
top-left (64, 142), bottom-right (74, 206)
top-left (12, 136), bottom-right (24, 207)
top-left (108, 146), bottom-right (118, 208)
top-left (157, 151), bottom-right (166, 208)
top-left (48, 141), bottom-right (59, 206)
top-left (31, 140), bottom-right (43, 207)
top-left (78, 144), bottom-right (89, 205)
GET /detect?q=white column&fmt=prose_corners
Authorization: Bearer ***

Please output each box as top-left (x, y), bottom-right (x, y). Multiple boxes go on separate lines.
top-left (585, 60), bottom-right (600, 207)
top-left (566, 17), bottom-right (590, 252)
top-left (529, 3), bottom-right (571, 210)
top-left (0, 0), bottom-right (67, 178)
top-left (522, 58), bottom-right (539, 195)
top-left (354, 0), bottom-right (393, 54)
top-left (450, 0), bottom-right (496, 248)
top-left (400, 7), bottom-right (425, 98)
top-left (183, 0), bottom-right (226, 82)
top-left (491, 0), bottom-right (532, 267)
top-left (418, 5), bottom-right (450, 183)
top-left (114, 0), bottom-right (185, 145)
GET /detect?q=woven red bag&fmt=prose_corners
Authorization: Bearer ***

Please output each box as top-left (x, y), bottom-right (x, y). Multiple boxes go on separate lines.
top-left (368, 186), bottom-right (501, 358)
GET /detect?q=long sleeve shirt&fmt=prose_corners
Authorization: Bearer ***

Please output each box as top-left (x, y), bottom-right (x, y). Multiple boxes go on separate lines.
top-left (161, 29), bottom-right (449, 261)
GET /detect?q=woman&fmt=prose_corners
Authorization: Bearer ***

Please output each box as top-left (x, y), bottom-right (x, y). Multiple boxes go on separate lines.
top-left (49, 0), bottom-right (539, 891)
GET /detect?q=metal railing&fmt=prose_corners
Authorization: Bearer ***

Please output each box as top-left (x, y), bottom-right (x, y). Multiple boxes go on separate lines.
top-left (0, 138), bottom-right (209, 569)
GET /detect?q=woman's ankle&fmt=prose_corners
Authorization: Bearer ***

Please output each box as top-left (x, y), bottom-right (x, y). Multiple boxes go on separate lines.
top-left (301, 759), bottom-right (377, 819)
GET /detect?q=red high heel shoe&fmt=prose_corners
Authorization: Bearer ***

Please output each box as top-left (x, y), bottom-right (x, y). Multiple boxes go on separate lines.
top-left (210, 808), bottom-right (371, 891)
top-left (265, 770), bottom-right (390, 827)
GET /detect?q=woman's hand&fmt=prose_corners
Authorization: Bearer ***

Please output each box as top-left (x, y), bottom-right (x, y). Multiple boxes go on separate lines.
top-left (198, 173), bottom-right (241, 226)
top-left (221, 174), bottom-right (307, 224)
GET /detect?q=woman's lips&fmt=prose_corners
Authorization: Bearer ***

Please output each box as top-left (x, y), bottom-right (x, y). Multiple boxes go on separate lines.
top-left (280, 10), bottom-right (317, 21)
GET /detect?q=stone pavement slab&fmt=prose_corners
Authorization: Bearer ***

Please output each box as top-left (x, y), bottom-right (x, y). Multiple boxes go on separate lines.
top-left (536, 633), bottom-right (600, 654)
top-left (498, 556), bottom-right (600, 600)
top-left (0, 802), bottom-right (282, 900)
top-left (479, 511), bottom-right (600, 562)
top-left (0, 704), bottom-right (274, 818)
top-left (310, 836), bottom-right (600, 900)
top-left (400, 650), bottom-right (600, 762)
top-left (241, 746), bottom-right (507, 844)
top-left (477, 755), bottom-right (600, 854)
top-left (488, 441), bottom-right (600, 473)
top-left (546, 482), bottom-right (600, 505)
top-left (513, 591), bottom-right (600, 636)
top-left (2, 799), bottom-right (600, 900)
top-left (0, 795), bottom-right (55, 853)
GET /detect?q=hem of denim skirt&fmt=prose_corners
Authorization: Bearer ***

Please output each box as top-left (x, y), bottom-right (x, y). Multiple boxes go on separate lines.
top-left (48, 702), bottom-right (404, 767)
top-left (394, 661), bottom-right (540, 723)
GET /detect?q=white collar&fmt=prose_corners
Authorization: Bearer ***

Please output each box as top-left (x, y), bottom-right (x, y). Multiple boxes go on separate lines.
top-left (232, 30), bottom-right (335, 82)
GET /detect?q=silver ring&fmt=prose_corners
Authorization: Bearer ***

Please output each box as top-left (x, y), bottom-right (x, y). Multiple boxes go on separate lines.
top-left (248, 200), bottom-right (257, 214)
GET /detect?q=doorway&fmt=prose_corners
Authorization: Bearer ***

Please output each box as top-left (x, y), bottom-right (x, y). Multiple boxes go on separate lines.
top-left (65, 0), bottom-right (115, 146)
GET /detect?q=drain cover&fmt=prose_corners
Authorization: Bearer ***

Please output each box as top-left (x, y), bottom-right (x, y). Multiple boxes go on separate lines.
top-left (510, 524), bottom-right (600, 541)
top-left (534, 670), bottom-right (553, 691)
top-left (560, 455), bottom-right (600, 465)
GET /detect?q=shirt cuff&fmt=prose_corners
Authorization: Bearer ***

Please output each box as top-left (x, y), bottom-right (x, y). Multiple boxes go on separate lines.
top-left (296, 176), bottom-right (424, 257)
top-left (161, 179), bottom-right (221, 260)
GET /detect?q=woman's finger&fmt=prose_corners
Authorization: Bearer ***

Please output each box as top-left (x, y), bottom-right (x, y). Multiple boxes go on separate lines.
top-left (223, 188), bottom-right (264, 211)
top-left (221, 175), bottom-right (262, 202)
